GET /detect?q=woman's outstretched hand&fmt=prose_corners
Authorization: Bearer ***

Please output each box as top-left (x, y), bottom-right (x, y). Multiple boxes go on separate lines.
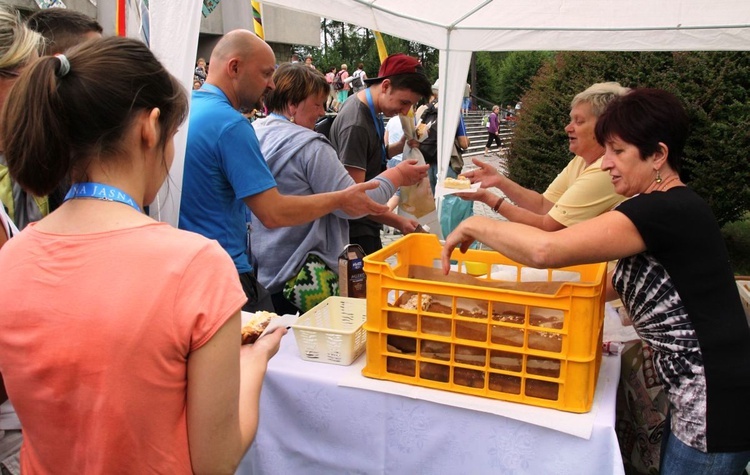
top-left (461, 158), bottom-right (502, 189)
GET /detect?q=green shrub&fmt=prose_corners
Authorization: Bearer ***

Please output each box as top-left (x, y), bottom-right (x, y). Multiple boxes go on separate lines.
top-left (723, 214), bottom-right (750, 275)
top-left (496, 51), bottom-right (553, 106)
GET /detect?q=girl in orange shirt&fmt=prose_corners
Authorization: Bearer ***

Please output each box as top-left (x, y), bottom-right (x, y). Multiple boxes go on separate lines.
top-left (0, 36), bottom-right (284, 473)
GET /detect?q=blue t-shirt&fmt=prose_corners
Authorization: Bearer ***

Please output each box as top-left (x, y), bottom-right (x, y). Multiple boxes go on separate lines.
top-left (179, 84), bottom-right (276, 274)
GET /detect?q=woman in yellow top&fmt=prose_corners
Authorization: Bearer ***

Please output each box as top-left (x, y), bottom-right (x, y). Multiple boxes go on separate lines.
top-left (462, 82), bottom-right (629, 231)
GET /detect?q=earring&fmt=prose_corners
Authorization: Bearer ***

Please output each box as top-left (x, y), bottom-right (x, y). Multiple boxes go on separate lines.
top-left (290, 115), bottom-right (295, 123)
top-left (655, 169), bottom-right (662, 184)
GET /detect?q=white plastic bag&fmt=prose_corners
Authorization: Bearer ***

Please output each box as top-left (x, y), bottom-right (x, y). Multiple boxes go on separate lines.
top-left (396, 114), bottom-right (439, 232)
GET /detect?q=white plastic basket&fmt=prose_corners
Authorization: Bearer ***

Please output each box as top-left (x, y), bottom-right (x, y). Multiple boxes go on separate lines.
top-left (290, 297), bottom-right (367, 365)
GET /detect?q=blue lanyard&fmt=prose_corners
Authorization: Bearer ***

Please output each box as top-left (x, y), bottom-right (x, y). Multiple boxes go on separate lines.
top-left (64, 182), bottom-right (141, 213)
top-left (365, 88), bottom-right (388, 169)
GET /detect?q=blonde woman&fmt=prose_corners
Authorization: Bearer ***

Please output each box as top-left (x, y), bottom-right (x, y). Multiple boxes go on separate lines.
top-left (464, 82), bottom-right (629, 231)
top-left (335, 62), bottom-right (349, 107)
top-left (0, 6), bottom-right (45, 230)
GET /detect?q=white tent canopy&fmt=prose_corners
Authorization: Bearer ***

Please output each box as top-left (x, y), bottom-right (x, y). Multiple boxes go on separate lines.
top-left (148, 0), bottom-right (750, 226)
top-left (259, 0), bottom-right (750, 52)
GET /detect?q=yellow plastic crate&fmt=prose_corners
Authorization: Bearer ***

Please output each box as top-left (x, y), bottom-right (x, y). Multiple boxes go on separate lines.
top-left (361, 234), bottom-right (607, 413)
top-left (291, 297), bottom-right (367, 366)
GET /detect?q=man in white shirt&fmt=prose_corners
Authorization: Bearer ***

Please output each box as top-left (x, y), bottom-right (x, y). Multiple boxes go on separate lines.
top-left (347, 62), bottom-right (368, 95)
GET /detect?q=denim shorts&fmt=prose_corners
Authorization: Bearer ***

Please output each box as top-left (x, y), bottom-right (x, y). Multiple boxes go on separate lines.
top-left (660, 413), bottom-right (750, 475)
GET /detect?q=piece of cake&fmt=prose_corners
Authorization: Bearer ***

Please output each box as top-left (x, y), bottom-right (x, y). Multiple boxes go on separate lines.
top-left (241, 311), bottom-right (278, 344)
top-left (443, 176), bottom-right (472, 190)
top-left (416, 122), bottom-right (431, 140)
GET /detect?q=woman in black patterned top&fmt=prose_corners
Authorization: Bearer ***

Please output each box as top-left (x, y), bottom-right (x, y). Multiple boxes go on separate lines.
top-left (441, 88), bottom-right (750, 474)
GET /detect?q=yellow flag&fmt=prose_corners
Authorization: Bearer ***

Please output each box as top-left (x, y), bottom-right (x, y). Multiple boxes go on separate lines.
top-left (252, 1), bottom-right (264, 39)
top-left (373, 31), bottom-right (388, 63)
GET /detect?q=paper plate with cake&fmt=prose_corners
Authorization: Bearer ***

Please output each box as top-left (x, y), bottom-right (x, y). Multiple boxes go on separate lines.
top-left (434, 175), bottom-right (480, 198)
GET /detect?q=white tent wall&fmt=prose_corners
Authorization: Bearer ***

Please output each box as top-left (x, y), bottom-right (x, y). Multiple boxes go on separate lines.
top-left (436, 49), bottom-right (472, 194)
top-left (148, 0), bottom-right (204, 226)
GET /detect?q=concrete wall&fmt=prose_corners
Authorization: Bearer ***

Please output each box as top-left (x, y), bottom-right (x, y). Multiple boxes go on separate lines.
top-left (195, 3), bottom-right (320, 67)
top-left (262, 5), bottom-right (319, 46)
top-left (195, 2), bottom-right (318, 45)
top-left (196, 0), bottom-right (320, 62)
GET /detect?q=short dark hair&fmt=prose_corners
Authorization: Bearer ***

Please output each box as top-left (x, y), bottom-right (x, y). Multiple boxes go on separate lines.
top-left (27, 8), bottom-right (102, 55)
top-left (595, 88), bottom-right (689, 172)
top-left (265, 62), bottom-right (328, 113)
top-left (384, 70), bottom-right (432, 99)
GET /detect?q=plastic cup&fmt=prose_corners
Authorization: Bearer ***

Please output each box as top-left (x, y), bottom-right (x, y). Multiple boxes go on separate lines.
top-left (464, 261), bottom-right (490, 276)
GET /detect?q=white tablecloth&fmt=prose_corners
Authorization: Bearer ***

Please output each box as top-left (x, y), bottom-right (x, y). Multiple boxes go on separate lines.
top-left (238, 334), bottom-right (624, 475)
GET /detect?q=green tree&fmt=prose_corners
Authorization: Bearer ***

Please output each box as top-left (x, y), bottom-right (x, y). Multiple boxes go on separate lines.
top-left (294, 22), bottom-right (438, 83)
top-left (509, 51), bottom-right (750, 225)
top-left (471, 52), bottom-right (505, 109)
top-left (496, 51), bottom-right (553, 106)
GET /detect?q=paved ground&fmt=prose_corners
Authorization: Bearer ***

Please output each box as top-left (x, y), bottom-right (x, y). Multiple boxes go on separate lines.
top-left (381, 151), bottom-right (509, 247)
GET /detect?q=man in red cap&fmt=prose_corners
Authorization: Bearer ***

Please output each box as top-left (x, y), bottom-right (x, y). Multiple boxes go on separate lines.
top-left (329, 53), bottom-right (433, 254)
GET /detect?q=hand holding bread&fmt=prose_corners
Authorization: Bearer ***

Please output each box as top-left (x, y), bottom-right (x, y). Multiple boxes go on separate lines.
top-left (241, 311), bottom-right (279, 345)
